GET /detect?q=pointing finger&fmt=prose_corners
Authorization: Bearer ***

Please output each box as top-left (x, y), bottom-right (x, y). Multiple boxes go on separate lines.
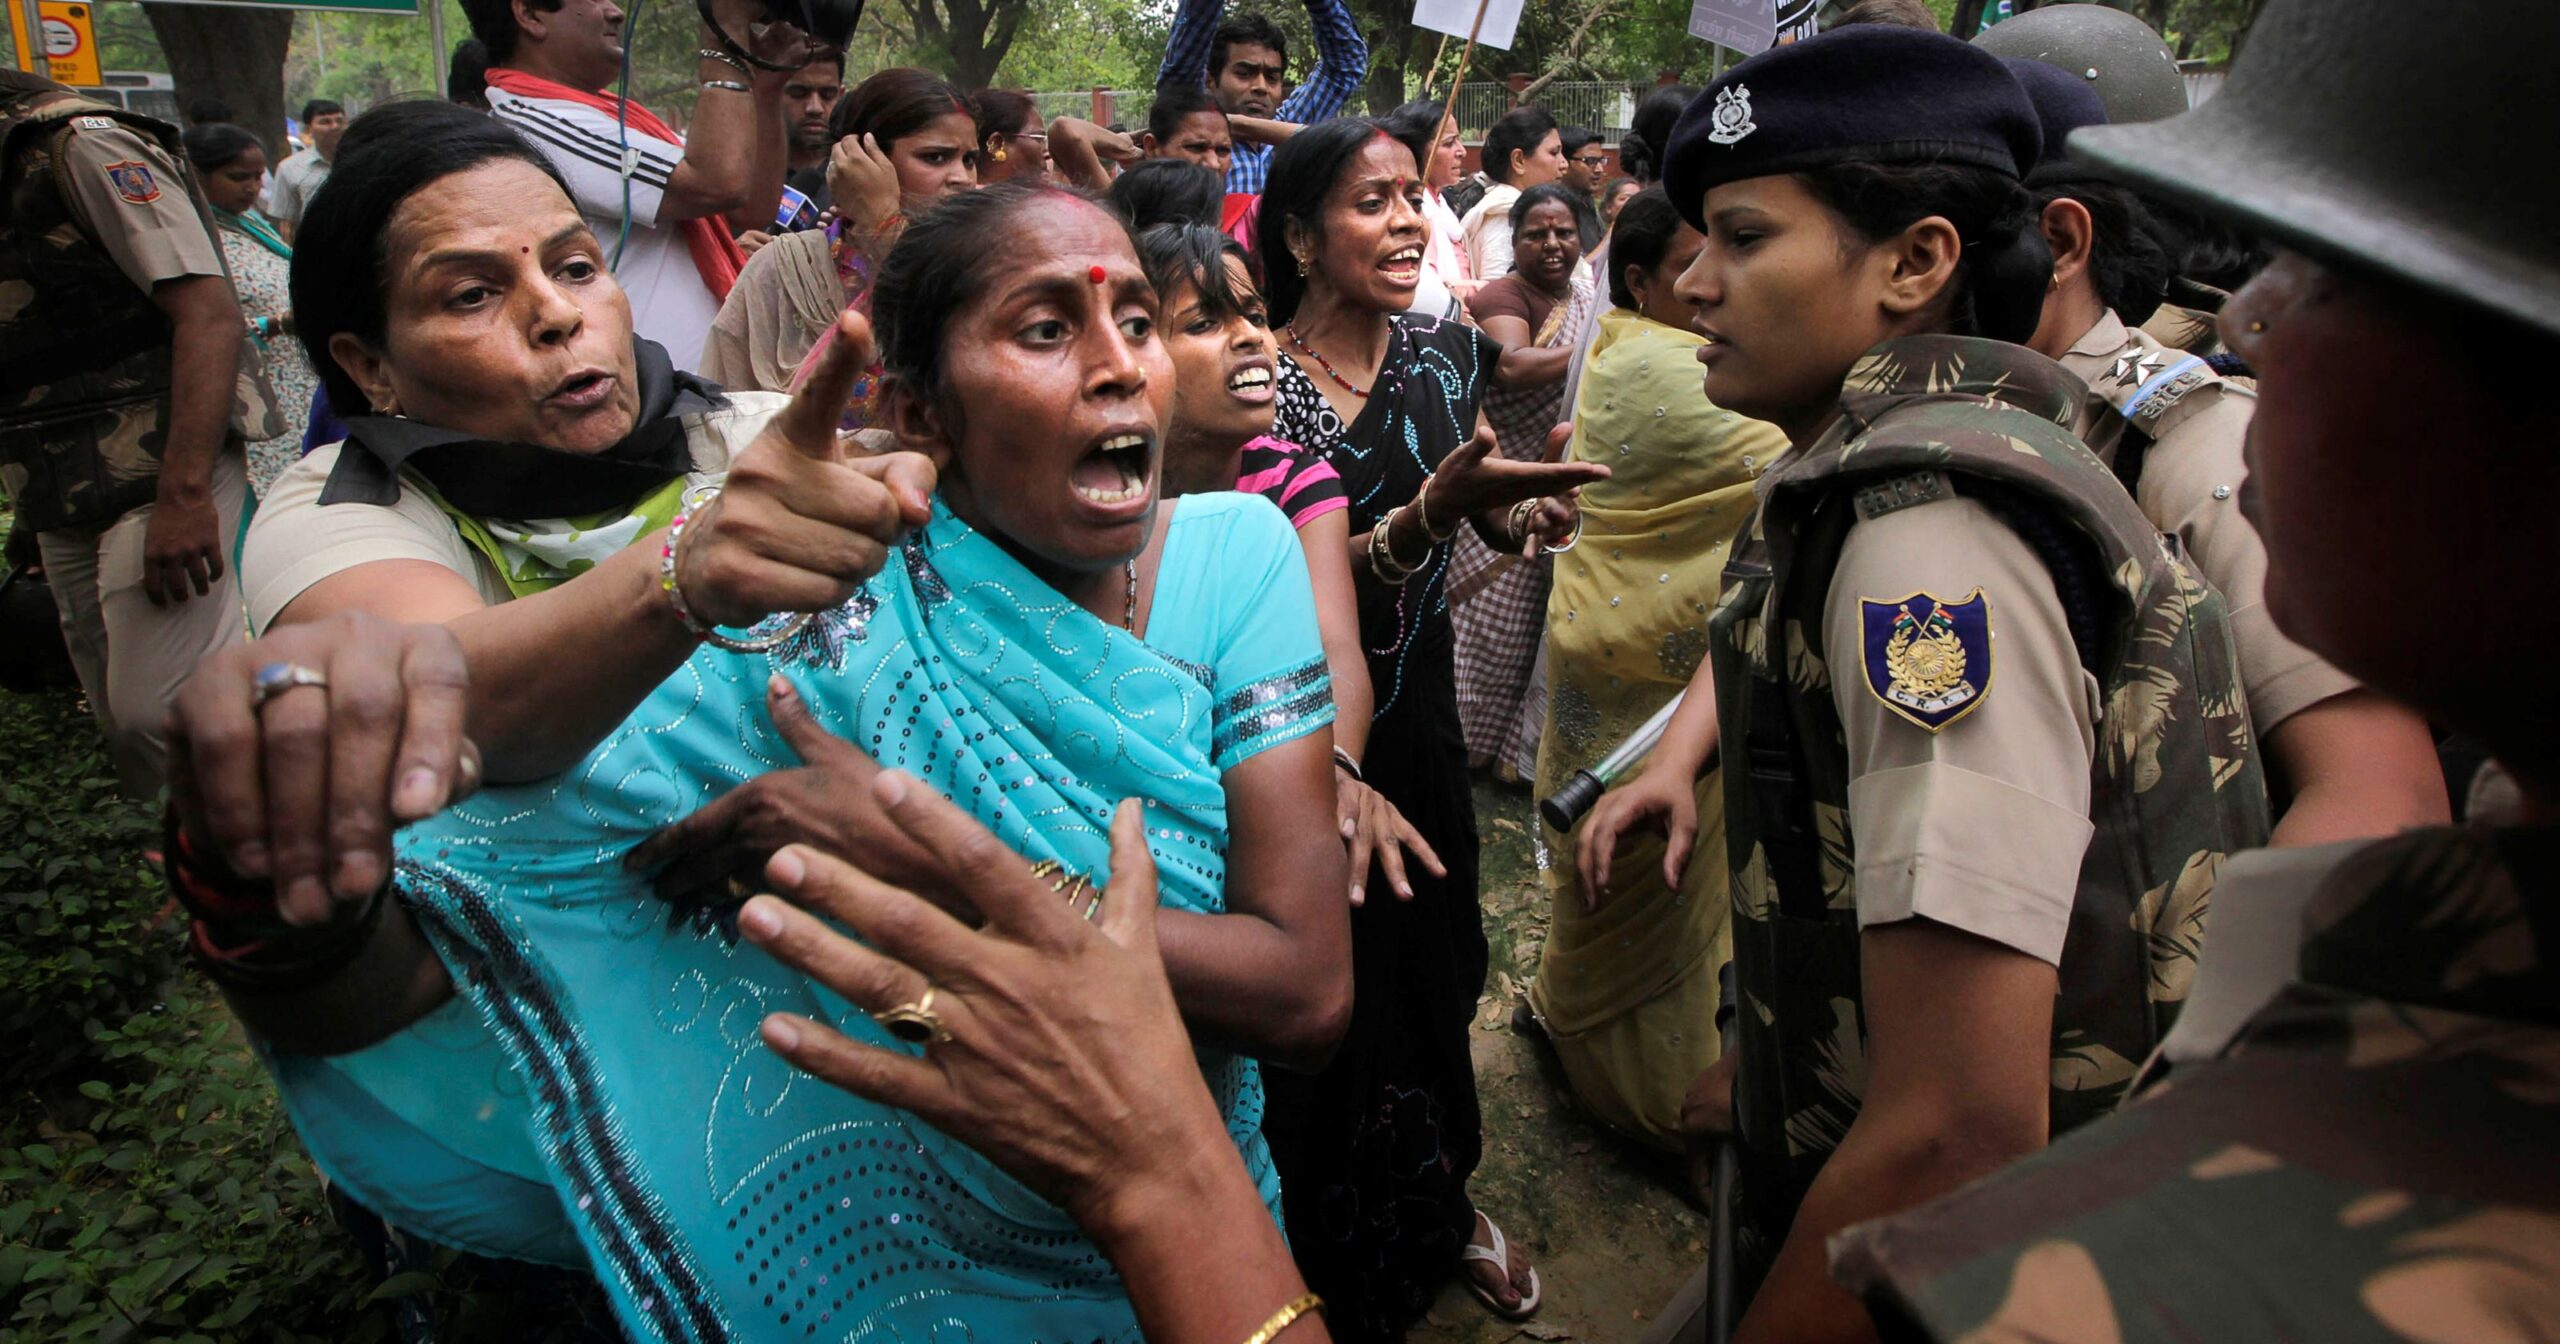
top-left (776, 311), bottom-right (877, 457)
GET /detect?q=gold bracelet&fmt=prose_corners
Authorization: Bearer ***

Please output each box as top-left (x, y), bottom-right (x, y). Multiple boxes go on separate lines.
top-left (1413, 471), bottom-right (1456, 542)
top-left (1239, 1292), bottom-right (1324, 1344)
top-left (1366, 505), bottom-right (1414, 586)
top-left (1506, 498), bottom-right (1540, 549)
top-left (1380, 500), bottom-right (1432, 573)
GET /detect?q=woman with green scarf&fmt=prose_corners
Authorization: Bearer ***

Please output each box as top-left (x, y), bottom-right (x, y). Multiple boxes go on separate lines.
top-left (1533, 186), bottom-right (1788, 1163)
top-left (183, 122), bottom-right (314, 498)
top-left (239, 101), bottom-right (932, 819)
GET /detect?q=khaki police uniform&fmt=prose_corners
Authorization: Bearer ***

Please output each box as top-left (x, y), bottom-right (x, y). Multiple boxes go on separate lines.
top-left (2061, 311), bottom-right (2358, 733)
top-left (13, 112), bottom-right (252, 796)
top-left (1817, 485), bottom-right (2101, 965)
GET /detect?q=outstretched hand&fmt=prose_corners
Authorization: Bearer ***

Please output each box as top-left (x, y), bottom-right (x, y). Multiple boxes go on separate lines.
top-left (166, 613), bottom-right (480, 926)
top-left (1433, 423), bottom-right (1608, 520)
top-left (671, 311), bottom-right (935, 630)
top-left (625, 675), bottom-right (959, 917)
top-left (741, 772), bottom-right (1236, 1233)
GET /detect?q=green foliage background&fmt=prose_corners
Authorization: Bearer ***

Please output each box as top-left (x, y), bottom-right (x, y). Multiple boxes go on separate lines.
top-left (0, 688), bottom-right (384, 1342)
top-left (86, 0), bottom-right (2256, 133)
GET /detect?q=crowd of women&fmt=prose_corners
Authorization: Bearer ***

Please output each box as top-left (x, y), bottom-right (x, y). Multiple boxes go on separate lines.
top-left (132, 1), bottom-right (2549, 1342)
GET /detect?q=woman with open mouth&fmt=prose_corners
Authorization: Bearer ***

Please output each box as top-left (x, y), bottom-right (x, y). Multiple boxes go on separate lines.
top-left (1255, 117), bottom-right (1612, 1335)
top-left (219, 97), bottom-right (936, 1331)
top-left (185, 142), bottom-right (1351, 1335)
top-left (1138, 219), bottom-right (1447, 920)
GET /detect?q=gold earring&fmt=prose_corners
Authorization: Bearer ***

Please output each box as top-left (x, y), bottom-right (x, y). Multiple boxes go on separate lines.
top-left (2247, 319), bottom-right (2267, 333)
top-left (1295, 254), bottom-right (1310, 277)
top-left (992, 146), bottom-right (1008, 162)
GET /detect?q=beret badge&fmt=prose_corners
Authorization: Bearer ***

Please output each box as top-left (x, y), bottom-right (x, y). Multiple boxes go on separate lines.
top-left (1707, 84), bottom-right (1758, 145)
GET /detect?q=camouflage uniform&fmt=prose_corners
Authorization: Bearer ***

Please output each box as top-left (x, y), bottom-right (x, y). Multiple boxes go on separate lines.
top-left (1709, 334), bottom-right (2270, 1275)
top-left (1831, 822), bottom-right (2560, 1342)
top-left (0, 85), bottom-right (264, 795)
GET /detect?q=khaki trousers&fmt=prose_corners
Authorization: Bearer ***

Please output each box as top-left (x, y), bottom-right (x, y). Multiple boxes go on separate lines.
top-left (37, 451), bottom-right (249, 798)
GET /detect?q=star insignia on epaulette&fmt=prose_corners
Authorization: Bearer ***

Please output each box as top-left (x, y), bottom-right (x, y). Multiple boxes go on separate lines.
top-left (2108, 349), bottom-right (2169, 388)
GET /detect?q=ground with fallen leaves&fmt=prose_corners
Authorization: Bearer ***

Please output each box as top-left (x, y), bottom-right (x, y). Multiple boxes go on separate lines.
top-left (1405, 777), bottom-right (1710, 1344)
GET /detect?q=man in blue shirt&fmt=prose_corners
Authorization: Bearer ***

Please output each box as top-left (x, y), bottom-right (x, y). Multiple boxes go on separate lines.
top-left (1157, 0), bottom-right (1368, 194)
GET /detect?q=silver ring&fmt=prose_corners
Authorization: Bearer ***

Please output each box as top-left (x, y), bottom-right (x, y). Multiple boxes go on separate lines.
top-left (250, 661), bottom-right (328, 711)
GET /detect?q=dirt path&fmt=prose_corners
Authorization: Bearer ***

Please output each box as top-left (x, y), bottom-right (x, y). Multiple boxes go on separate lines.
top-left (1405, 778), bottom-right (1711, 1344)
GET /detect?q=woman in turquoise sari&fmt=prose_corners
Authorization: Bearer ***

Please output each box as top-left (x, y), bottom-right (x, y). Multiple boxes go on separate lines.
top-left (171, 181), bottom-right (1351, 1341)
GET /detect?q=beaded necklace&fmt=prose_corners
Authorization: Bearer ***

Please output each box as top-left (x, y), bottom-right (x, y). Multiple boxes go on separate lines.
top-left (1283, 324), bottom-right (1372, 399)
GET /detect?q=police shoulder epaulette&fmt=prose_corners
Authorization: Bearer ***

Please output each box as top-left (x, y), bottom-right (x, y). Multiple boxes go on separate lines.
top-left (2103, 343), bottom-right (2217, 428)
top-left (72, 116), bottom-right (115, 131)
top-left (1852, 470), bottom-right (1948, 521)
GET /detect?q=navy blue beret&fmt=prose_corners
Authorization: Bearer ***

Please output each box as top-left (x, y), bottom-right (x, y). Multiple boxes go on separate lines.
top-left (1664, 26), bottom-right (2045, 229)
top-left (2000, 55), bottom-right (2109, 165)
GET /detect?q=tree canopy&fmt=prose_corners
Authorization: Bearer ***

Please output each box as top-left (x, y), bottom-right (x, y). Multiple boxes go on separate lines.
top-left (76, 0), bottom-right (2261, 143)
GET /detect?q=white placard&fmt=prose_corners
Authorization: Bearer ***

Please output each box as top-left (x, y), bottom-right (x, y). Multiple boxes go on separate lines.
top-left (1412, 0), bottom-right (1524, 53)
top-left (1687, 0), bottom-right (1777, 54)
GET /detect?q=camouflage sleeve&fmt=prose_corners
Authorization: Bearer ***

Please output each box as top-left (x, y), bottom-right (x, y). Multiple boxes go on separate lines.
top-left (56, 123), bottom-right (227, 290)
top-left (1830, 994), bottom-right (2560, 1343)
top-left (1822, 493), bottom-right (2099, 966)
top-left (2136, 387), bottom-right (2359, 731)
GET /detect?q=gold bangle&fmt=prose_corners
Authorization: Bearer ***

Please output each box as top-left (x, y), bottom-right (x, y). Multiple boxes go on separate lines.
top-left (1381, 501), bottom-right (1430, 572)
top-left (1413, 471), bottom-right (1455, 542)
top-left (1366, 505), bottom-right (1414, 586)
top-left (1239, 1292), bottom-right (1324, 1344)
top-left (1506, 498), bottom-right (1539, 548)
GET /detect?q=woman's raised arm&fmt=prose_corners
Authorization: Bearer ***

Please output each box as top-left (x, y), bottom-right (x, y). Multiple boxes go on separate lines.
top-left (274, 315), bottom-right (936, 782)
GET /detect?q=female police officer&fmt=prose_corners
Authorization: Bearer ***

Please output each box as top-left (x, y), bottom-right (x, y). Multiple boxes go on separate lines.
top-left (1636, 26), bottom-right (2270, 1338)
top-left (1832, 1), bottom-right (2560, 1338)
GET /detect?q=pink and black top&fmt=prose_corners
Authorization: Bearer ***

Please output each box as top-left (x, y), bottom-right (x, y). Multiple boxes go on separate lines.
top-left (1234, 434), bottom-right (1348, 531)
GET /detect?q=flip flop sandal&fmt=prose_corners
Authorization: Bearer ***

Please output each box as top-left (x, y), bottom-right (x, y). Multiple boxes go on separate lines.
top-left (1460, 1210), bottom-right (1543, 1322)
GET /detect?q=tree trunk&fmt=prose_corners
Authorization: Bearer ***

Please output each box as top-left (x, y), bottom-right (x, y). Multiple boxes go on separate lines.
top-left (142, 3), bottom-right (293, 152)
top-left (1353, 0), bottom-right (1413, 115)
top-left (1949, 0), bottom-right (1987, 40)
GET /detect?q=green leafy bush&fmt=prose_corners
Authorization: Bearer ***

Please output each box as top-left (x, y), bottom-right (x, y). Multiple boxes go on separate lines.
top-left (0, 691), bottom-right (173, 1088)
top-left (0, 689), bottom-right (383, 1342)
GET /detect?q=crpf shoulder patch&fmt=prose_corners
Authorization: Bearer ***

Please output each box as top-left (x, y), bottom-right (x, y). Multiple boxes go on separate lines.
top-left (102, 159), bottom-right (159, 204)
top-left (1860, 589), bottom-right (1992, 732)
top-left (73, 116), bottom-right (115, 131)
top-left (1853, 470), bottom-right (1947, 521)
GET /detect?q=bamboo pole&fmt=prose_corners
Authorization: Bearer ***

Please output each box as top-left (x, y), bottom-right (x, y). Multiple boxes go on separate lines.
top-left (1436, 0), bottom-right (1489, 150)
top-left (1419, 31), bottom-right (1450, 98)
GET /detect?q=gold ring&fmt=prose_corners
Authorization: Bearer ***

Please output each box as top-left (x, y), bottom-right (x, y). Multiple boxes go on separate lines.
top-left (871, 987), bottom-right (948, 1045)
